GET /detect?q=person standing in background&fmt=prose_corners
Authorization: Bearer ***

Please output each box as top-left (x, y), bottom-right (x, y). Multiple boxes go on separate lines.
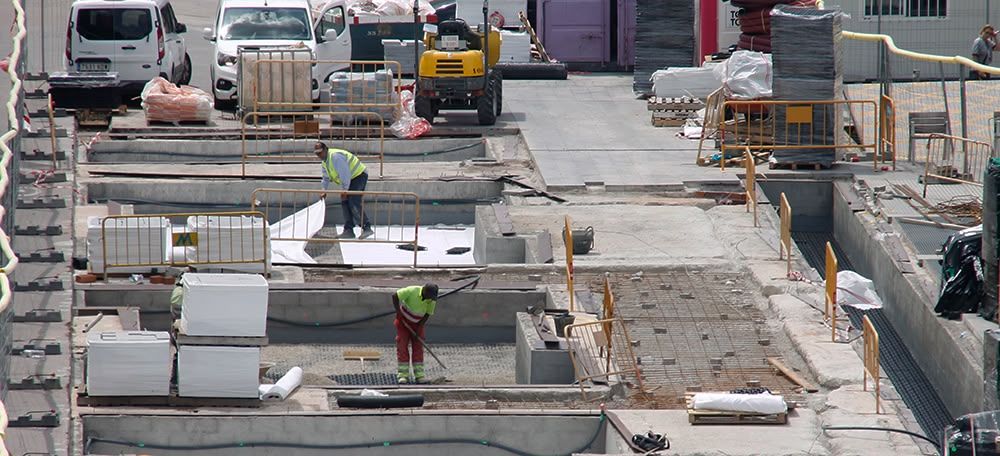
top-left (971, 24), bottom-right (999, 80)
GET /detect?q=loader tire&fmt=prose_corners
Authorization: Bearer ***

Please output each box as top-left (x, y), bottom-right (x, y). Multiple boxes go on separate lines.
top-left (477, 83), bottom-right (497, 125)
top-left (415, 94), bottom-right (434, 124)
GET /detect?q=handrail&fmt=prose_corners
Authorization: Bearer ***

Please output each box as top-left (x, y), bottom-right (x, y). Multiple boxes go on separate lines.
top-left (844, 31), bottom-right (1000, 75)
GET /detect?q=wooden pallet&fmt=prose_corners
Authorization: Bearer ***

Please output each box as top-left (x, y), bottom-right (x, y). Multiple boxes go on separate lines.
top-left (174, 331), bottom-right (268, 347)
top-left (651, 117), bottom-right (687, 127)
top-left (76, 386), bottom-right (260, 408)
top-left (685, 393), bottom-right (788, 425)
top-left (647, 97), bottom-right (705, 111)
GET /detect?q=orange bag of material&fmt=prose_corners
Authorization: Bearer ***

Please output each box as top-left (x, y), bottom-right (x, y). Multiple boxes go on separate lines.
top-left (141, 77), bottom-right (213, 123)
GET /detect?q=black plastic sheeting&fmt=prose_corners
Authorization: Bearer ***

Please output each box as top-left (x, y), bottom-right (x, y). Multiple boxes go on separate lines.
top-left (983, 159), bottom-right (1000, 322)
top-left (632, 0), bottom-right (694, 95)
top-left (769, 6), bottom-right (843, 166)
top-left (934, 226), bottom-right (983, 319)
top-left (845, 307), bottom-right (953, 449)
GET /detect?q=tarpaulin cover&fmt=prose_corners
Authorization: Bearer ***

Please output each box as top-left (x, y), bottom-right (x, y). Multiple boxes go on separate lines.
top-left (140, 77), bottom-right (212, 123)
top-left (944, 411), bottom-right (1000, 456)
top-left (935, 225), bottom-right (984, 318)
top-left (270, 199), bottom-right (325, 264)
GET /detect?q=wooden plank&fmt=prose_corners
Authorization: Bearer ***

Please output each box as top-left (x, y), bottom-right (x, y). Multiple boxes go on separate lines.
top-left (343, 350), bottom-right (381, 360)
top-left (77, 386), bottom-right (260, 408)
top-left (493, 204), bottom-right (516, 236)
top-left (766, 357), bottom-right (819, 392)
top-left (175, 332), bottom-right (268, 347)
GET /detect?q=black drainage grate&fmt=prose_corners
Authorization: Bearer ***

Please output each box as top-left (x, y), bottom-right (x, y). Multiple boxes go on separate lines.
top-left (792, 231), bottom-right (856, 276)
top-left (845, 307), bottom-right (952, 447)
top-left (329, 372), bottom-right (399, 386)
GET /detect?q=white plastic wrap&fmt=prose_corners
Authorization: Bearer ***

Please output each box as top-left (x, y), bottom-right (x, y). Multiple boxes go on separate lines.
top-left (87, 331), bottom-right (172, 396)
top-left (691, 392), bottom-right (787, 414)
top-left (651, 64), bottom-right (723, 99)
top-left (390, 89), bottom-right (431, 138)
top-left (258, 366), bottom-right (303, 401)
top-left (713, 51), bottom-right (772, 100)
top-left (328, 69), bottom-right (397, 122)
top-left (271, 200), bottom-right (325, 264)
top-left (140, 77), bottom-right (213, 123)
top-left (346, 0), bottom-right (434, 16)
top-left (180, 273), bottom-right (269, 337)
top-left (837, 270), bottom-right (884, 310)
top-left (178, 345), bottom-right (260, 398)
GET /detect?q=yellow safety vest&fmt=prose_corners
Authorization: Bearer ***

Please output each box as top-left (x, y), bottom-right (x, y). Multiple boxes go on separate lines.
top-left (322, 149), bottom-right (366, 186)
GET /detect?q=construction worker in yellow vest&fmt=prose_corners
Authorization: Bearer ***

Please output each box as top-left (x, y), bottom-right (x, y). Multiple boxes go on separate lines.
top-left (314, 141), bottom-right (373, 239)
top-left (392, 283), bottom-right (439, 384)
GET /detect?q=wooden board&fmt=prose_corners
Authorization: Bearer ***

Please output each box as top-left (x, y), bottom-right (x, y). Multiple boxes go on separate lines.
top-left (768, 161), bottom-right (830, 171)
top-left (651, 117), bottom-right (686, 127)
top-left (685, 393), bottom-right (788, 425)
top-left (343, 350), bottom-right (381, 360)
top-left (766, 357), bottom-right (819, 392)
top-left (175, 332), bottom-right (268, 347)
top-left (647, 97), bottom-right (705, 111)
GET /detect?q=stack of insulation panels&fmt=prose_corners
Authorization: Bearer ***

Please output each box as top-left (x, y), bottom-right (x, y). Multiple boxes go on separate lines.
top-left (87, 331), bottom-right (172, 396)
top-left (87, 215), bottom-right (171, 274)
top-left (183, 214), bottom-right (269, 273)
top-left (632, 0), bottom-right (694, 95)
top-left (177, 273), bottom-right (268, 398)
top-left (328, 70), bottom-right (397, 123)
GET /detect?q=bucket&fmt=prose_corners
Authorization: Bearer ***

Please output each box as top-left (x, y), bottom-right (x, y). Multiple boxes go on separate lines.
top-left (554, 314), bottom-right (576, 337)
top-left (563, 226), bottom-right (595, 254)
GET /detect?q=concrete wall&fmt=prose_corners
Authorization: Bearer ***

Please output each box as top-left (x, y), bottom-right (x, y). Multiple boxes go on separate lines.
top-left (832, 181), bottom-right (983, 417)
top-left (759, 179), bottom-right (835, 232)
top-left (83, 413), bottom-right (607, 456)
top-left (89, 138), bottom-right (487, 163)
top-left (84, 287), bottom-right (547, 344)
top-left (474, 205), bottom-right (527, 264)
top-left (515, 312), bottom-right (576, 384)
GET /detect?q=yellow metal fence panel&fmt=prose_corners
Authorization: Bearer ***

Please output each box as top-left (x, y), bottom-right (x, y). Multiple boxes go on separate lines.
top-left (879, 95), bottom-right (896, 170)
top-left (825, 242), bottom-right (839, 343)
top-left (100, 212), bottom-right (269, 279)
top-left (565, 318), bottom-right (643, 401)
top-left (241, 110), bottom-right (385, 178)
top-left (250, 188), bottom-right (421, 267)
top-left (863, 314), bottom-right (881, 414)
top-left (922, 133), bottom-right (996, 198)
top-left (565, 215), bottom-right (576, 313)
top-left (248, 59), bottom-right (403, 117)
top-left (779, 193), bottom-right (792, 276)
top-left (744, 148), bottom-right (758, 227)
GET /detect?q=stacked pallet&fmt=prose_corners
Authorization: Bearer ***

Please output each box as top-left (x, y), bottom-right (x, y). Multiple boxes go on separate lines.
top-left (648, 97), bottom-right (704, 127)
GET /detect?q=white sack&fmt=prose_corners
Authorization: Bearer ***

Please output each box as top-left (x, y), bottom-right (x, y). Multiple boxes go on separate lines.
top-left (713, 51), bottom-right (772, 100)
top-left (270, 199), bottom-right (326, 264)
top-left (837, 270), bottom-right (884, 310)
top-left (651, 63), bottom-right (723, 99)
top-left (691, 392), bottom-right (787, 414)
top-left (259, 366), bottom-right (303, 401)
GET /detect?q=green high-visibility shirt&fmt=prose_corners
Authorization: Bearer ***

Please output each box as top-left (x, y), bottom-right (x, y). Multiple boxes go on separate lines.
top-left (396, 285), bottom-right (436, 323)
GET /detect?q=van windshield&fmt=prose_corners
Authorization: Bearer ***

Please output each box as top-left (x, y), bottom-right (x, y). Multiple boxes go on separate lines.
top-left (76, 8), bottom-right (153, 41)
top-left (220, 8), bottom-right (311, 41)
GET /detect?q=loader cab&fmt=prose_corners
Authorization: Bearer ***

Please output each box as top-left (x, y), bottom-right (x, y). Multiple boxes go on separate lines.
top-left (433, 19), bottom-right (480, 51)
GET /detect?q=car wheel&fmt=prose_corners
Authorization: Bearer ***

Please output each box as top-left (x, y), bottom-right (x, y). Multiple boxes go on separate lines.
top-left (177, 54), bottom-right (192, 86)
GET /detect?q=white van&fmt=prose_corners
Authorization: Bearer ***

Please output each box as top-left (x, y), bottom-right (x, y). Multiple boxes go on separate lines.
top-left (65, 0), bottom-right (191, 92)
top-left (203, 0), bottom-right (320, 108)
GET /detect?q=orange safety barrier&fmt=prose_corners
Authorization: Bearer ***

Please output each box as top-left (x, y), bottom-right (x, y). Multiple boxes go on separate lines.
top-left (779, 193), bottom-right (792, 276)
top-left (564, 317), bottom-right (643, 401)
top-left (862, 314), bottom-right (881, 414)
top-left (825, 242), bottom-right (839, 343)
top-left (922, 133), bottom-right (996, 198)
top-left (744, 148), bottom-right (759, 227)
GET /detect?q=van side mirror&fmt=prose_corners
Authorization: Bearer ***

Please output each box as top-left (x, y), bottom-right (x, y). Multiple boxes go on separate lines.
top-left (176, 23), bottom-right (187, 33)
top-left (324, 29), bottom-right (338, 42)
top-left (202, 27), bottom-right (215, 41)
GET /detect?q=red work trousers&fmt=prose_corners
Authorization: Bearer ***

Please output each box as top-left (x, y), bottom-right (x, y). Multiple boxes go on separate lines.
top-left (394, 316), bottom-right (424, 363)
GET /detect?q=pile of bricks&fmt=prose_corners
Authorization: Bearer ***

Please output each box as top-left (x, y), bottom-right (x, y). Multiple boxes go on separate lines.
top-left (647, 96), bottom-right (704, 127)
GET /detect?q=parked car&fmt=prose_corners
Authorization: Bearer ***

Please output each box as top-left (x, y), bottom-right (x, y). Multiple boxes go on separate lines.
top-left (203, 0), bottom-right (319, 109)
top-left (65, 0), bottom-right (191, 93)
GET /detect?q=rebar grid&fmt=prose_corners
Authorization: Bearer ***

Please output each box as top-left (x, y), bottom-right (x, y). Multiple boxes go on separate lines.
top-left (578, 271), bottom-right (800, 409)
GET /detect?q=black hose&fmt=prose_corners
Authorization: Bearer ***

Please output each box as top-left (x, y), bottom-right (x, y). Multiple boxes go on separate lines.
top-left (821, 425), bottom-right (940, 449)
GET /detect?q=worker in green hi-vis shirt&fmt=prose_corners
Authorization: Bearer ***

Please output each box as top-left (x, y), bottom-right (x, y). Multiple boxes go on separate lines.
top-left (391, 284), bottom-right (439, 384)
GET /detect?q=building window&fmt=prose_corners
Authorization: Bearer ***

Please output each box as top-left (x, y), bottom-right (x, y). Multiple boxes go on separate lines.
top-left (864, 0), bottom-right (946, 18)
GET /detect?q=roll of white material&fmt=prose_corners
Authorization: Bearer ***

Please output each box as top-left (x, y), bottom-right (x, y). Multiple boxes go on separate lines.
top-left (259, 366), bottom-right (303, 401)
top-left (691, 392), bottom-right (787, 414)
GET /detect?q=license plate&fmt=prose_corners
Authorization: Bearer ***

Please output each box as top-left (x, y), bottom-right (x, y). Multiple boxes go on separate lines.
top-left (77, 62), bottom-right (109, 72)
top-left (441, 35), bottom-right (459, 48)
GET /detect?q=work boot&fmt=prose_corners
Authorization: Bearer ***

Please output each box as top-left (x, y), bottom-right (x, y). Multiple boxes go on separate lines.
top-left (397, 376), bottom-right (409, 384)
top-left (360, 226), bottom-right (374, 240)
top-left (337, 229), bottom-right (356, 239)
top-left (413, 375), bottom-right (427, 384)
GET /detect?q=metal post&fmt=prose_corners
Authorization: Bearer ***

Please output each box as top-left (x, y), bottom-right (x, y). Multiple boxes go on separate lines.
top-left (413, 0), bottom-right (419, 79)
top-left (40, 0), bottom-right (45, 73)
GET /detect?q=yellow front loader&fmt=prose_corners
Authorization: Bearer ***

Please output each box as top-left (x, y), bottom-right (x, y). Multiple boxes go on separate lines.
top-left (414, 1), bottom-right (502, 125)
